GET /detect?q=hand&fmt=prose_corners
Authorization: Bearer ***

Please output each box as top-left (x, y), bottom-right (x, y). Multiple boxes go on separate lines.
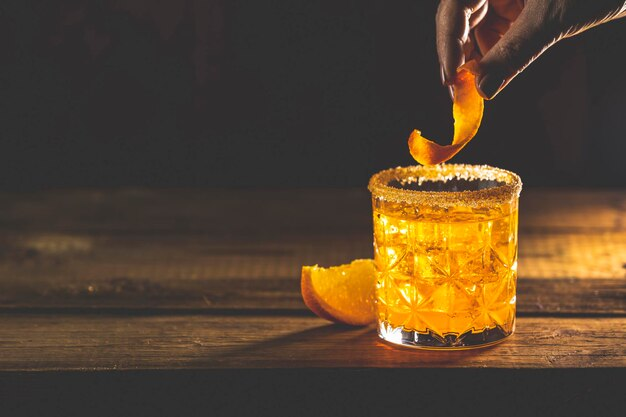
top-left (437, 0), bottom-right (626, 99)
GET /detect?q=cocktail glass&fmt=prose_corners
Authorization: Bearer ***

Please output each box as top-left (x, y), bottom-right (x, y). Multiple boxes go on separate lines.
top-left (368, 164), bottom-right (522, 349)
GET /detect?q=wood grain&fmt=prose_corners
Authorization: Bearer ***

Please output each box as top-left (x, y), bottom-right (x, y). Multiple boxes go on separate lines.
top-left (521, 189), bottom-right (625, 231)
top-left (0, 315), bottom-right (626, 370)
top-left (0, 188), bottom-right (623, 235)
top-left (0, 188), bottom-right (373, 236)
top-left (0, 188), bottom-right (623, 379)
top-left (0, 314), bottom-right (623, 371)
top-left (1, 231), bottom-right (624, 283)
top-left (0, 189), bottom-right (623, 311)
top-left (0, 232), bottom-right (623, 312)
top-left (1, 275), bottom-right (624, 315)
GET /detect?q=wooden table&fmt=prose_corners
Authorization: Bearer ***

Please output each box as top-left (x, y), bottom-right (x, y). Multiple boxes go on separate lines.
top-left (0, 188), bottom-right (624, 415)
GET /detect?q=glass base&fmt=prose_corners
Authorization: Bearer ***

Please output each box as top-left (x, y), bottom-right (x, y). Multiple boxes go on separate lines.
top-left (378, 320), bottom-right (514, 350)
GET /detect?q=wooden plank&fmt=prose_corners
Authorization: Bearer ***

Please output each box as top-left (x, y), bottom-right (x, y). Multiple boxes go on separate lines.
top-left (1, 274), bottom-right (625, 315)
top-left (1, 231), bottom-right (624, 284)
top-left (521, 189), bottom-right (625, 231)
top-left (0, 189), bottom-right (623, 311)
top-left (518, 232), bottom-right (626, 279)
top-left (0, 188), bottom-right (373, 236)
top-left (0, 189), bottom-right (623, 236)
top-left (0, 314), bottom-right (623, 370)
top-left (1, 231), bottom-right (624, 281)
top-left (0, 231), bottom-right (624, 312)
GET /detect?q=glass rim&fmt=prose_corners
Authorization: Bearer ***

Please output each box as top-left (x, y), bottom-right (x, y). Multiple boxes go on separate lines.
top-left (368, 164), bottom-right (522, 207)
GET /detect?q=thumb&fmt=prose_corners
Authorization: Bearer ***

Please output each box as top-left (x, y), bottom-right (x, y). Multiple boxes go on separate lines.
top-left (476, 4), bottom-right (557, 99)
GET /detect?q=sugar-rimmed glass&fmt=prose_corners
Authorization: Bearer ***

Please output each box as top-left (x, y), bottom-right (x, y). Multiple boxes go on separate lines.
top-left (368, 164), bottom-right (522, 349)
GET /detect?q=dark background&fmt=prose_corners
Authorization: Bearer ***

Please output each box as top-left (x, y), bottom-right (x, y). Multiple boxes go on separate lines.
top-left (1, 0), bottom-right (625, 190)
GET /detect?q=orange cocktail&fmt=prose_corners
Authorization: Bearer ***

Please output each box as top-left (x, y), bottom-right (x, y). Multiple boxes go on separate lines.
top-left (369, 164), bottom-right (522, 349)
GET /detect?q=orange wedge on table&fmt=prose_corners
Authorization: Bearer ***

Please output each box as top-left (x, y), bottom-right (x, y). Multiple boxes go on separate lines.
top-left (301, 259), bottom-right (377, 326)
top-left (408, 60), bottom-right (484, 165)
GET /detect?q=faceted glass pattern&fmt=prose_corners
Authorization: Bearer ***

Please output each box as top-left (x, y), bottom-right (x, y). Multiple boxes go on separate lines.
top-left (369, 165), bottom-right (521, 349)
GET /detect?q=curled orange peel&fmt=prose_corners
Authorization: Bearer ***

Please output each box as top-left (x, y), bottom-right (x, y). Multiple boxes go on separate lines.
top-left (408, 61), bottom-right (484, 165)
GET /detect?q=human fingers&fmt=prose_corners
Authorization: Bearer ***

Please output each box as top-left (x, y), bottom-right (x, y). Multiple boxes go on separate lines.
top-left (475, 1), bottom-right (556, 99)
top-left (436, 0), bottom-right (487, 85)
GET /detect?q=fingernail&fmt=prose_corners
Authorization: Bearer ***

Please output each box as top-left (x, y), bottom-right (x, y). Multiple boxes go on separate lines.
top-left (478, 73), bottom-right (506, 99)
top-left (440, 65), bottom-right (448, 86)
top-left (440, 65), bottom-right (455, 86)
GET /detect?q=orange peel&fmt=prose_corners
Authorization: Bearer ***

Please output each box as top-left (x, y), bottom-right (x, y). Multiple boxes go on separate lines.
top-left (301, 259), bottom-right (377, 326)
top-left (408, 61), bottom-right (483, 165)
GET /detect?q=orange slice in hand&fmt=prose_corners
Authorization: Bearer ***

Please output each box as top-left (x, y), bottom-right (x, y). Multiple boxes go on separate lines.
top-left (408, 61), bottom-right (484, 165)
top-left (301, 259), bottom-right (377, 326)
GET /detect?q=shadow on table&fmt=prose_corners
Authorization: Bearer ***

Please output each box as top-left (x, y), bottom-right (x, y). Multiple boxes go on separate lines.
top-left (198, 323), bottom-right (625, 417)
top-left (214, 321), bottom-right (500, 367)
top-left (2, 321), bottom-right (623, 417)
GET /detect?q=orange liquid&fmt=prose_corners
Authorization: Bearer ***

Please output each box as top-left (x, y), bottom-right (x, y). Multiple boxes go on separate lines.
top-left (373, 198), bottom-right (518, 342)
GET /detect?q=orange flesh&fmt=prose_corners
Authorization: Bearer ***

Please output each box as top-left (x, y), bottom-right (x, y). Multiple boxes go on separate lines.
top-left (408, 61), bottom-right (484, 165)
top-left (301, 260), bottom-right (377, 326)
